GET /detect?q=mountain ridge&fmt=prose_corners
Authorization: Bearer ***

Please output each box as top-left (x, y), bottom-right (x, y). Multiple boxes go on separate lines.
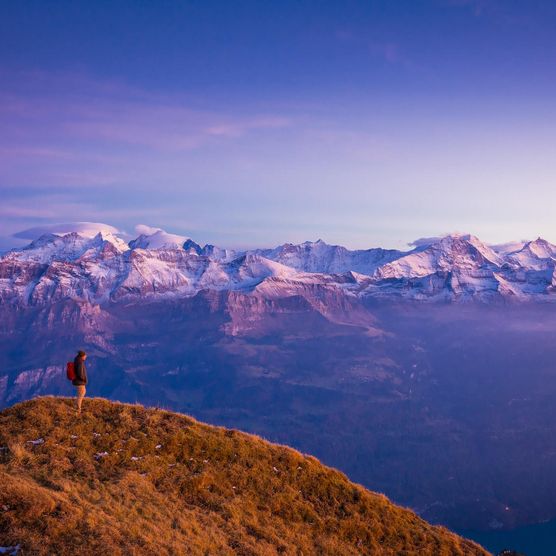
top-left (1, 230), bottom-right (556, 305)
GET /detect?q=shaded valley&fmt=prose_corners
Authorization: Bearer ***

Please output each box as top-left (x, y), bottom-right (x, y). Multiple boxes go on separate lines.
top-left (2, 294), bottom-right (556, 539)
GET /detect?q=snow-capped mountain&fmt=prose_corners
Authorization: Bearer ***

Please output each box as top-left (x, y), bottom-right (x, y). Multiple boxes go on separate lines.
top-left (1, 229), bottom-right (556, 305)
top-left (505, 238), bottom-right (556, 270)
top-left (256, 239), bottom-right (404, 275)
top-left (128, 229), bottom-right (189, 250)
top-left (364, 234), bottom-right (508, 300)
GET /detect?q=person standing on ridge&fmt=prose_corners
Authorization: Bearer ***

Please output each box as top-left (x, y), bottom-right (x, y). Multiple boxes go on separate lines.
top-left (73, 350), bottom-right (88, 414)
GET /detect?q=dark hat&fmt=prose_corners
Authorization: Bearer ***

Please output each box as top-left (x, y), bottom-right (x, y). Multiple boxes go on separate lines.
top-left (77, 350), bottom-right (86, 357)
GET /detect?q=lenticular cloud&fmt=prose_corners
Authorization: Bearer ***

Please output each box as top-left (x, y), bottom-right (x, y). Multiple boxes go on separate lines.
top-left (13, 222), bottom-right (121, 240)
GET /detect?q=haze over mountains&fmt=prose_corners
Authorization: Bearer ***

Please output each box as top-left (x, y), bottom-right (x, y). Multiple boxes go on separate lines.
top-left (1, 227), bottom-right (556, 305)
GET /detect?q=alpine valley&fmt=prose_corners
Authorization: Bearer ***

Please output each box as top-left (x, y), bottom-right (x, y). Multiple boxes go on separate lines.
top-left (2, 228), bottom-right (556, 541)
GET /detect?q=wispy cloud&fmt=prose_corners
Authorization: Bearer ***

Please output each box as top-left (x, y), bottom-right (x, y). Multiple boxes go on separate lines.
top-left (0, 197), bottom-right (98, 220)
top-left (408, 236), bottom-right (445, 248)
top-left (0, 146), bottom-right (76, 160)
top-left (0, 69), bottom-right (297, 200)
top-left (13, 222), bottom-right (121, 240)
top-left (0, 191), bottom-right (168, 247)
top-left (60, 106), bottom-right (291, 151)
top-left (0, 69), bottom-right (293, 162)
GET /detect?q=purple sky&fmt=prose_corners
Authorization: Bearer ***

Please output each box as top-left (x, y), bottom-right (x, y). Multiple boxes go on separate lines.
top-left (1, 1), bottom-right (556, 250)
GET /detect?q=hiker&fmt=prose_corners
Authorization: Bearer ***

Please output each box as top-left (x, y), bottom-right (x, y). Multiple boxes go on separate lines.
top-left (73, 350), bottom-right (88, 414)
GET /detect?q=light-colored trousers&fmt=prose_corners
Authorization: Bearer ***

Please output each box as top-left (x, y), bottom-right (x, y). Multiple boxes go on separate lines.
top-left (75, 385), bottom-right (86, 412)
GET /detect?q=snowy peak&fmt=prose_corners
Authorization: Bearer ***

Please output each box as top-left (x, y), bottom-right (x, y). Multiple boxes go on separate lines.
top-left (128, 229), bottom-right (189, 250)
top-left (376, 234), bottom-right (503, 280)
top-left (91, 231), bottom-right (129, 253)
top-left (434, 234), bottom-right (503, 267)
top-left (199, 244), bottom-right (239, 262)
top-left (505, 238), bottom-right (556, 270)
top-left (517, 238), bottom-right (556, 259)
top-left (9, 232), bottom-right (115, 264)
top-left (258, 240), bottom-right (404, 275)
top-left (2, 229), bottom-right (556, 304)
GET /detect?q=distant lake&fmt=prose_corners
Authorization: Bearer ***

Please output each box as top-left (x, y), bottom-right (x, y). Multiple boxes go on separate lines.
top-left (461, 519), bottom-right (556, 555)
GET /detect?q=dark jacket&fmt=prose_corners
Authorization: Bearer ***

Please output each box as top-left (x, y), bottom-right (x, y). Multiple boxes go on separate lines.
top-left (72, 356), bottom-right (87, 386)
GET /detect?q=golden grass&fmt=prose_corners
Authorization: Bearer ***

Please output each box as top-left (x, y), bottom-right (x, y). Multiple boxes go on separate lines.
top-left (0, 397), bottom-right (489, 555)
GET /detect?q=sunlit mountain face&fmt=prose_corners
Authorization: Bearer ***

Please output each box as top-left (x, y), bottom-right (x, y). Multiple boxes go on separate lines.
top-left (2, 230), bottom-right (556, 305)
top-left (2, 229), bottom-right (556, 535)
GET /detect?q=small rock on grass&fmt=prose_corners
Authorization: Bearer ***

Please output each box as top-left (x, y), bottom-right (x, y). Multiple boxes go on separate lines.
top-left (26, 438), bottom-right (44, 446)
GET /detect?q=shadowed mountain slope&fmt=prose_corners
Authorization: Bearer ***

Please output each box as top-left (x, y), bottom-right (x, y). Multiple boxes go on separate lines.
top-left (0, 397), bottom-right (488, 555)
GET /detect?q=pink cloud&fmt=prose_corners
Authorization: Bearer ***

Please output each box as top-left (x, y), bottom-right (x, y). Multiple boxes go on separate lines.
top-left (13, 221), bottom-right (121, 239)
top-left (0, 71), bottom-right (293, 155)
top-left (0, 189), bottom-right (155, 221)
top-left (205, 117), bottom-right (290, 138)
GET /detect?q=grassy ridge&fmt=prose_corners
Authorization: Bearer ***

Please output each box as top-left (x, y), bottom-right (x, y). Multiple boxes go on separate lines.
top-left (0, 397), bottom-right (488, 555)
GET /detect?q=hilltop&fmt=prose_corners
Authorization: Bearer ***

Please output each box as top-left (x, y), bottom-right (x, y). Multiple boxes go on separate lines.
top-left (0, 397), bottom-right (488, 555)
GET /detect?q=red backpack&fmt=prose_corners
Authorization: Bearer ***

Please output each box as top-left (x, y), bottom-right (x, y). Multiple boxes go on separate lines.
top-left (66, 361), bottom-right (76, 381)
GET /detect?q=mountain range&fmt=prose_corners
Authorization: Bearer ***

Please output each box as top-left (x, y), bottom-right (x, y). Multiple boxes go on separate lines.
top-left (1, 229), bottom-right (556, 306)
top-left (2, 228), bottom-right (556, 544)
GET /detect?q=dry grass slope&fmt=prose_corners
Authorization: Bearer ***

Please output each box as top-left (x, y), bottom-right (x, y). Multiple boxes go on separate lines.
top-left (0, 397), bottom-right (489, 555)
